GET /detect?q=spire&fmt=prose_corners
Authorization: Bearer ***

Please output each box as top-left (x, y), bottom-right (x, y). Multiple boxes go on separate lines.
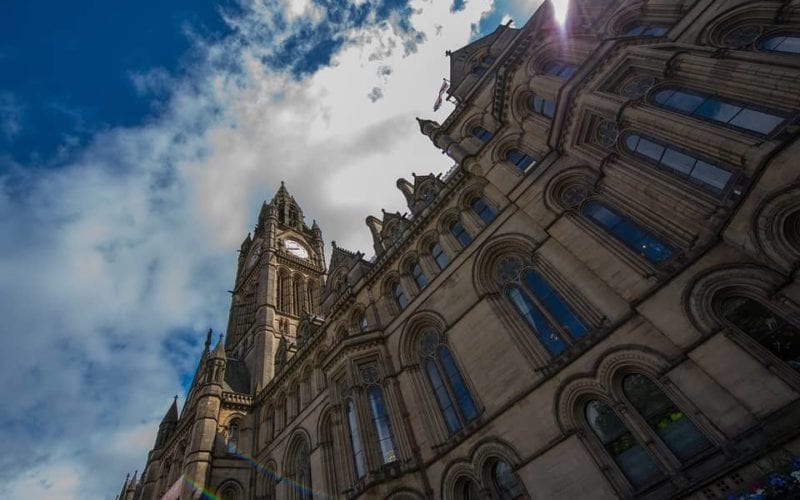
top-left (204, 328), bottom-right (212, 352)
top-left (416, 118), bottom-right (440, 137)
top-left (127, 470), bottom-right (138, 492)
top-left (211, 335), bottom-right (226, 360)
top-left (162, 396), bottom-right (179, 424)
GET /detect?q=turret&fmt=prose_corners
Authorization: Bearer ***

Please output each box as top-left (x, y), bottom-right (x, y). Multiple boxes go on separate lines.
top-left (180, 335), bottom-right (226, 499)
top-left (155, 397), bottom-right (179, 448)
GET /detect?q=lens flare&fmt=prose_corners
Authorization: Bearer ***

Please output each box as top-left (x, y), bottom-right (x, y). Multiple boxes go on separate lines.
top-left (177, 448), bottom-right (332, 499)
top-left (552, 0), bottom-right (569, 26)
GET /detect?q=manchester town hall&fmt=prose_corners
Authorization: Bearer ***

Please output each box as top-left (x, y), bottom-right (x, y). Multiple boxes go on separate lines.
top-left (117, 0), bottom-right (800, 498)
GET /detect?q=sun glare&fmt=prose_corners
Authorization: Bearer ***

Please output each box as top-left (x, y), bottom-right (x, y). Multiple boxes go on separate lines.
top-left (552, 0), bottom-right (569, 25)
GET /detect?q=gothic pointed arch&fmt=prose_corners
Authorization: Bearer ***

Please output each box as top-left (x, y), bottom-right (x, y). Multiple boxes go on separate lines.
top-left (542, 165), bottom-right (599, 215)
top-left (440, 460), bottom-right (480, 500)
top-left (472, 233), bottom-right (538, 295)
top-left (398, 310), bottom-right (449, 367)
top-left (283, 428), bottom-right (314, 500)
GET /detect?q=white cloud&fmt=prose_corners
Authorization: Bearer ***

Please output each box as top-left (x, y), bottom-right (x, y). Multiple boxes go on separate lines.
top-left (0, 0), bottom-right (507, 497)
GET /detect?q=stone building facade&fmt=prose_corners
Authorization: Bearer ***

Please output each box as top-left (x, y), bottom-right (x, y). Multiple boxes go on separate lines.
top-left (118, 0), bottom-right (800, 498)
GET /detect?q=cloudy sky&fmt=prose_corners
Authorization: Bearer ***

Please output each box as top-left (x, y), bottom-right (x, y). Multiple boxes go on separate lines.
top-left (0, 0), bottom-right (547, 497)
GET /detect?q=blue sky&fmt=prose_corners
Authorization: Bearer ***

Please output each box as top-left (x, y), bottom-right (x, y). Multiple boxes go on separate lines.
top-left (0, 0), bottom-right (543, 497)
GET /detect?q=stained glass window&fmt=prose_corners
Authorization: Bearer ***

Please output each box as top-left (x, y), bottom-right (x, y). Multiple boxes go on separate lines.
top-left (585, 400), bottom-right (664, 488)
top-left (623, 374), bottom-right (712, 461)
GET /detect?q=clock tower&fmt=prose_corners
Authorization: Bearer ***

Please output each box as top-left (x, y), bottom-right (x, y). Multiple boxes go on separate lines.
top-left (225, 182), bottom-right (326, 390)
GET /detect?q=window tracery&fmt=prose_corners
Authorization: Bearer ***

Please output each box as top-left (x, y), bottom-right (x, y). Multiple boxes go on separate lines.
top-left (619, 75), bottom-right (657, 99)
top-left (595, 120), bottom-right (619, 148)
top-left (419, 330), bottom-right (478, 434)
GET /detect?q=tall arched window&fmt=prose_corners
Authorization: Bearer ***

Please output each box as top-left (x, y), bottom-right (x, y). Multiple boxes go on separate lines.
top-left (720, 296), bottom-right (800, 371)
top-left (367, 386), bottom-right (398, 464)
top-left (420, 331), bottom-right (478, 434)
top-left (543, 60), bottom-right (577, 79)
top-left (651, 86), bottom-right (785, 136)
top-left (293, 441), bottom-right (313, 500)
top-left (473, 126), bottom-right (493, 142)
top-left (527, 95), bottom-right (555, 118)
top-left (450, 220), bottom-right (473, 248)
top-left (489, 461), bottom-right (526, 500)
top-left (346, 400), bottom-right (367, 479)
top-left (585, 399), bottom-right (664, 488)
top-left (623, 132), bottom-right (734, 195)
top-left (498, 257), bottom-right (588, 357)
top-left (471, 197), bottom-right (497, 225)
top-left (583, 201), bottom-right (674, 265)
top-left (624, 22), bottom-right (669, 37)
top-left (622, 374), bottom-right (712, 460)
top-left (392, 281), bottom-right (409, 311)
top-left (227, 422), bottom-right (239, 453)
top-left (505, 149), bottom-right (536, 172)
top-left (759, 33), bottom-right (800, 54)
top-left (431, 242), bottom-right (450, 270)
top-left (410, 261), bottom-right (427, 290)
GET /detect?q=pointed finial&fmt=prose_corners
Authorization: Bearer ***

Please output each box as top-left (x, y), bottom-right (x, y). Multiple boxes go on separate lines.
top-left (281, 180), bottom-right (285, 186)
top-left (205, 329), bottom-right (212, 351)
top-left (446, 50), bottom-right (452, 56)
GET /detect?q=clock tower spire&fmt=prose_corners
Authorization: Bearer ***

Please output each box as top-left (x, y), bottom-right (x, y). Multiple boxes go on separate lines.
top-left (225, 183), bottom-right (327, 391)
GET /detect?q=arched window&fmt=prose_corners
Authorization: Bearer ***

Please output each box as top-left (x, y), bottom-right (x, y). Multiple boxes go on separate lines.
top-left (410, 261), bottom-right (427, 290)
top-left (293, 441), bottom-right (312, 500)
top-left (346, 400), bottom-right (367, 479)
top-left (392, 282), bottom-right (409, 311)
top-left (367, 386), bottom-right (398, 464)
top-left (624, 22), bottom-right (669, 37)
top-left (720, 296), bottom-right (800, 371)
top-left (227, 422), bottom-right (239, 454)
top-left (585, 399), bottom-right (664, 488)
top-left (355, 310), bottom-right (368, 332)
top-left (220, 484), bottom-right (240, 500)
top-left (456, 479), bottom-right (481, 500)
top-left (489, 461), bottom-right (526, 500)
top-left (431, 242), bottom-right (450, 270)
top-left (505, 149), bottom-right (536, 172)
top-left (583, 201), bottom-right (674, 265)
top-left (471, 197), bottom-right (497, 225)
top-left (527, 95), bottom-right (555, 118)
top-left (759, 33), bottom-right (800, 54)
top-left (623, 132), bottom-right (734, 194)
top-left (266, 407), bottom-right (275, 442)
top-left (651, 86), bottom-right (785, 136)
top-left (543, 60), bottom-right (577, 79)
top-left (450, 220), bottom-right (473, 248)
top-left (498, 258), bottom-right (587, 357)
top-left (473, 126), bottom-right (493, 142)
top-left (419, 331), bottom-right (478, 434)
top-left (622, 374), bottom-right (712, 460)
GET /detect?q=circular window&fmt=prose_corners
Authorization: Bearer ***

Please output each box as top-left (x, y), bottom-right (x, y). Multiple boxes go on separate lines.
top-left (619, 75), bottom-right (657, 99)
top-left (494, 255), bottom-right (523, 285)
top-left (722, 24), bottom-right (763, 48)
top-left (595, 120), bottom-right (619, 148)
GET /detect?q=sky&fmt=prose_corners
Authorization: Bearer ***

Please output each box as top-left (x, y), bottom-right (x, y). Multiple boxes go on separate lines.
top-left (0, 0), bottom-right (546, 497)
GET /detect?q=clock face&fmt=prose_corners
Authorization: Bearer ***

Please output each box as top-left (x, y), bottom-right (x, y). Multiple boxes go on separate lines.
top-left (285, 239), bottom-right (309, 259)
